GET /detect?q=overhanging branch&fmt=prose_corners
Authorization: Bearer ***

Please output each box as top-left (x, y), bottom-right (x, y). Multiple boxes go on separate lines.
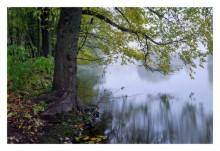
top-left (146, 7), bottom-right (163, 19)
top-left (82, 9), bottom-right (188, 46)
top-left (114, 7), bottom-right (131, 24)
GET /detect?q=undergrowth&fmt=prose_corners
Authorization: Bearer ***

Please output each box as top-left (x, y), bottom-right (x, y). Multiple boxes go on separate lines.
top-left (8, 45), bottom-right (54, 99)
top-left (7, 45), bottom-right (106, 144)
top-left (7, 45), bottom-right (54, 143)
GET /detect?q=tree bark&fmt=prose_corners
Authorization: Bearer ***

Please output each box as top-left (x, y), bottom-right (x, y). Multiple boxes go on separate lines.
top-left (42, 8), bottom-right (82, 116)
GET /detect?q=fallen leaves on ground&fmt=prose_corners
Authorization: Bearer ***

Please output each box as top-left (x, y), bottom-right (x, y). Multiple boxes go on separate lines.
top-left (7, 93), bottom-right (46, 144)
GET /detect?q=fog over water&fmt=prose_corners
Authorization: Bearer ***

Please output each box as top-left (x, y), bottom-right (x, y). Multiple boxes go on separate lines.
top-left (78, 55), bottom-right (213, 144)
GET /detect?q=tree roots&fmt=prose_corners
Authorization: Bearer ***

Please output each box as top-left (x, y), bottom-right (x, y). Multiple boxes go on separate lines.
top-left (31, 91), bottom-right (97, 117)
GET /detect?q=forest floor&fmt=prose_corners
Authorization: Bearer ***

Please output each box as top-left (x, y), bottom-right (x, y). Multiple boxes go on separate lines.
top-left (7, 55), bottom-right (107, 144)
top-left (7, 93), bottom-right (107, 144)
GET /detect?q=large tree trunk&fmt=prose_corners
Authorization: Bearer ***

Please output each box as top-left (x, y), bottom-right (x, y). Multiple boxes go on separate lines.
top-left (41, 8), bottom-right (82, 116)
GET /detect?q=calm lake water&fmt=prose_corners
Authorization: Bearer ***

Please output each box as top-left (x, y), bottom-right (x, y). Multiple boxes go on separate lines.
top-left (77, 55), bottom-right (213, 144)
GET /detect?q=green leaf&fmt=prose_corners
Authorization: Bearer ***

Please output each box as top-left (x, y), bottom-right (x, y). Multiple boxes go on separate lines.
top-left (82, 136), bottom-right (90, 141)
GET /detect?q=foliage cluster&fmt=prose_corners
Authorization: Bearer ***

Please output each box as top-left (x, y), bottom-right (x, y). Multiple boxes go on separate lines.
top-left (8, 45), bottom-right (54, 98)
top-left (8, 7), bottom-right (60, 57)
top-left (80, 7), bottom-right (212, 75)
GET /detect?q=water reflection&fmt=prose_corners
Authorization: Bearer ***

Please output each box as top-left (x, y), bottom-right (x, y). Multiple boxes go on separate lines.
top-left (207, 55), bottom-right (213, 86)
top-left (77, 65), bottom-right (105, 102)
top-left (98, 93), bottom-right (212, 144)
top-left (77, 56), bottom-right (213, 144)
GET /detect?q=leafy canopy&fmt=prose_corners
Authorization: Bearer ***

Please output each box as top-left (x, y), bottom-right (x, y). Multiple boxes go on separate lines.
top-left (78, 7), bottom-right (212, 77)
top-left (8, 7), bottom-right (213, 77)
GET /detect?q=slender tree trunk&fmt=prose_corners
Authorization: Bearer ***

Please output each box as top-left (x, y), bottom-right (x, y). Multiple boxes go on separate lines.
top-left (15, 10), bottom-right (21, 46)
top-left (8, 25), bottom-right (14, 45)
top-left (37, 8), bottom-right (42, 56)
top-left (42, 8), bottom-right (82, 116)
top-left (41, 7), bottom-right (51, 57)
top-left (27, 11), bottom-right (38, 58)
top-left (16, 27), bottom-right (21, 46)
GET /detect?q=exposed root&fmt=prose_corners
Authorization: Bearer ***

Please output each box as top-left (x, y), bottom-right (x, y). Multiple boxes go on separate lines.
top-left (30, 90), bottom-right (62, 104)
top-left (31, 90), bottom-right (98, 117)
top-left (40, 92), bottom-right (73, 116)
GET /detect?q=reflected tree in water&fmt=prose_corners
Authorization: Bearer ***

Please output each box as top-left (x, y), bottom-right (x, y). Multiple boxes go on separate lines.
top-left (97, 93), bottom-right (212, 144)
top-left (207, 55), bottom-right (213, 85)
